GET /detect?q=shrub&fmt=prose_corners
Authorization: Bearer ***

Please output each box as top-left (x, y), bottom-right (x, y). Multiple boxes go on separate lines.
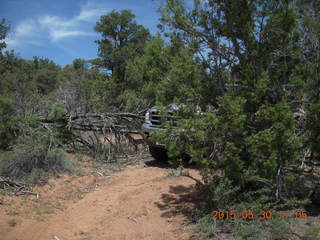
top-left (196, 213), bottom-right (217, 238)
top-left (269, 218), bottom-right (291, 240)
top-left (0, 129), bottom-right (75, 181)
top-left (7, 219), bottom-right (17, 227)
top-left (235, 220), bottom-right (267, 240)
top-left (304, 226), bottom-right (320, 240)
top-left (209, 177), bottom-right (240, 210)
top-left (0, 95), bottom-right (18, 149)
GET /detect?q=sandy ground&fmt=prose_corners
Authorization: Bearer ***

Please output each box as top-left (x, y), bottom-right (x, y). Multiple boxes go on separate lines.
top-left (0, 158), bottom-right (201, 240)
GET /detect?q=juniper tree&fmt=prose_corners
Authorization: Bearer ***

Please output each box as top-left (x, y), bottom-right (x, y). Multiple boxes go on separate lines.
top-left (94, 10), bottom-right (150, 108)
top-left (156, 0), bottom-right (309, 205)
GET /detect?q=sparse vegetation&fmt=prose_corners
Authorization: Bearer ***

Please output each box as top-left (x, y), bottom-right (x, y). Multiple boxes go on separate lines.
top-left (0, 131), bottom-right (75, 183)
top-left (304, 225), bottom-right (320, 240)
top-left (7, 219), bottom-right (17, 227)
top-left (42, 209), bottom-right (54, 215)
top-left (35, 215), bottom-right (45, 222)
top-left (7, 210), bottom-right (19, 216)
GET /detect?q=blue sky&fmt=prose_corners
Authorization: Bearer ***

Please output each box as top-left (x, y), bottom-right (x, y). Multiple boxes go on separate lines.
top-left (2, 0), bottom-right (161, 66)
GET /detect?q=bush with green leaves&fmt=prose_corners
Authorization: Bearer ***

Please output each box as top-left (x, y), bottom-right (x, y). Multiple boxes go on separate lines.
top-left (154, 0), bottom-right (316, 206)
top-left (0, 128), bottom-right (75, 182)
top-left (0, 95), bottom-right (18, 149)
top-left (150, 2), bottom-right (320, 239)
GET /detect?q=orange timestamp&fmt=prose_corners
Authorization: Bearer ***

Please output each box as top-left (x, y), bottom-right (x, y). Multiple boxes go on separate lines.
top-left (211, 210), bottom-right (308, 220)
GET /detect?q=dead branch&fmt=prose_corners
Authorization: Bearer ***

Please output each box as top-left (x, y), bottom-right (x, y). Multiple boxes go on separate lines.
top-left (40, 112), bottom-right (145, 156)
top-left (0, 178), bottom-right (39, 197)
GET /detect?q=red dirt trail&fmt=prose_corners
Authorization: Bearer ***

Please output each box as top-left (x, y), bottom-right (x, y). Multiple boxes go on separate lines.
top-left (0, 163), bottom-right (201, 240)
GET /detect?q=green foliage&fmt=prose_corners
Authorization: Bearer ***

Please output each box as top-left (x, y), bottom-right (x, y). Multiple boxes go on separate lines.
top-left (1, 56), bottom-right (61, 97)
top-left (152, 1), bottom-right (320, 239)
top-left (124, 35), bottom-right (168, 106)
top-left (0, 95), bottom-right (18, 149)
top-left (304, 62), bottom-right (320, 163)
top-left (155, 0), bottom-right (309, 206)
top-left (0, 18), bottom-right (9, 53)
top-left (304, 226), bottom-right (320, 240)
top-left (60, 60), bottom-right (108, 112)
top-left (26, 168), bottom-right (48, 185)
top-left (210, 177), bottom-right (240, 209)
top-left (0, 129), bottom-right (75, 180)
top-left (46, 105), bottom-right (73, 145)
top-left (269, 218), bottom-right (292, 240)
top-left (234, 220), bottom-right (268, 240)
top-left (117, 90), bottom-right (150, 112)
top-left (48, 105), bottom-right (67, 121)
top-left (94, 9), bottom-right (150, 107)
top-left (94, 9), bottom-right (150, 74)
top-left (7, 219), bottom-right (17, 227)
top-left (196, 213), bottom-right (217, 238)
top-left (33, 58), bottom-right (61, 94)
top-left (297, 0), bottom-right (320, 166)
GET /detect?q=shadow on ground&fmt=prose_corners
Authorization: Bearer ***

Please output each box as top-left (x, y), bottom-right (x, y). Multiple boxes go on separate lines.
top-left (144, 158), bottom-right (172, 169)
top-left (144, 157), bottom-right (199, 170)
top-left (154, 184), bottom-right (203, 223)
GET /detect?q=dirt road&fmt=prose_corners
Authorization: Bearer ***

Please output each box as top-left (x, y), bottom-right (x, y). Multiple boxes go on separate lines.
top-left (1, 160), bottom-right (201, 240)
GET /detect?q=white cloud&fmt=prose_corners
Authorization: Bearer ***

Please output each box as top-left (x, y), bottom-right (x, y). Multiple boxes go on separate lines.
top-left (76, 2), bottom-right (106, 22)
top-left (38, 2), bottom-right (108, 41)
top-left (5, 19), bottom-right (43, 46)
top-left (50, 30), bottom-right (94, 41)
top-left (15, 19), bottom-right (36, 37)
top-left (40, 16), bottom-right (75, 28)
top-left (5, 1), bottom-right (107, 46)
